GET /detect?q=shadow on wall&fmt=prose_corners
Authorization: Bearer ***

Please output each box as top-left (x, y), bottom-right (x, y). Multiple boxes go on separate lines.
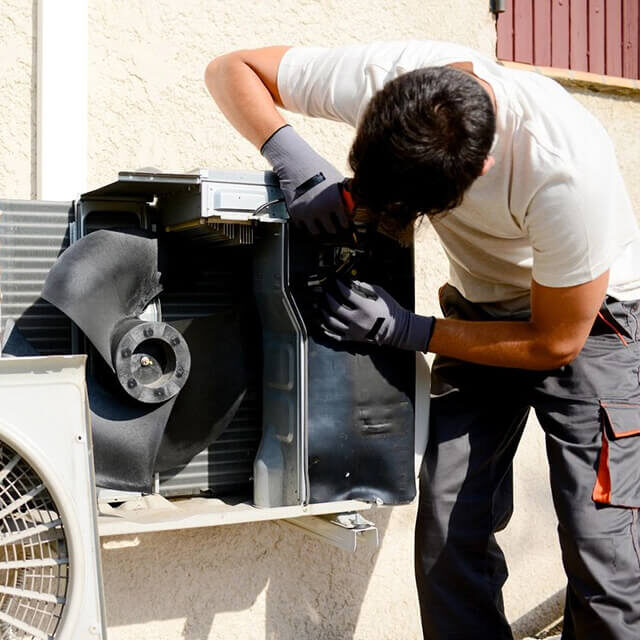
top-left (101, 508), bottom-right (393, 640)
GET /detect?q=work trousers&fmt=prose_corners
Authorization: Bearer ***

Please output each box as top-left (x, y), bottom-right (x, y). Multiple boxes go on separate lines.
top-left (415, 284), bottom-right (640, 640)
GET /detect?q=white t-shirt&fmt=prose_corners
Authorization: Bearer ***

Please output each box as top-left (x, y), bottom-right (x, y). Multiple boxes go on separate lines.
top-left (277, 40), bottom-right (640, 304)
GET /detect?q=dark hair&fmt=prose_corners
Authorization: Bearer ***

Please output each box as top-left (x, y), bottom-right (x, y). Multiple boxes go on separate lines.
top-left (348, 66), bottom-right (496, 227)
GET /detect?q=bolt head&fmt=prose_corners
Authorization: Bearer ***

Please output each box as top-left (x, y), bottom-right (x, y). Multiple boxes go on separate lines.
top-left (170, 336), bottom-right (180, 346)
top-left (176, 365), bottom-right (184, 378)
top-left (154, 388), bottom-right (165, 398)
top-left (143, 328), bottom-right (154, 337)
top-left (121, 348), bottom-right (131, 358)
top-left (127, 378), bottom-right (137, 389)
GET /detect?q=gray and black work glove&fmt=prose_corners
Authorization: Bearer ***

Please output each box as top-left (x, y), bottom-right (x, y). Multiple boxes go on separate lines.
top-left (261, 124), bottom-right (350, 235)
top-left (321, 279), bottom-right (436, 352)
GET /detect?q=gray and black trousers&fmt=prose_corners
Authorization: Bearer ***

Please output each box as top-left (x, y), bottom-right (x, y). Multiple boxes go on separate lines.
top-left (415, 284), bottom-right (640, 640)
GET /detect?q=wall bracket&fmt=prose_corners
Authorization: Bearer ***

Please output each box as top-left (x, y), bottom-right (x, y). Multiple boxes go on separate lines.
top-left (283, 511), bottom-right (379, 553)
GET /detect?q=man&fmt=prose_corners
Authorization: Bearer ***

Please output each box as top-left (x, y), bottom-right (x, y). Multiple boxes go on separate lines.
top-left (205, 41), bottom-right (640, 639)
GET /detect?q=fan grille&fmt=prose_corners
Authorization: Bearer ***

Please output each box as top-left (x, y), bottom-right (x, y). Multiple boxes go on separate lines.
top-left (0, 443), bottom-right (69, 639)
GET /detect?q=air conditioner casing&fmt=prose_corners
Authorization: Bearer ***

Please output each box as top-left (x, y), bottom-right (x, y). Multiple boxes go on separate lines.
top-left (0, 355), bottom-right (107, 639)
top-left (0, 169), bottom-right (430, 534)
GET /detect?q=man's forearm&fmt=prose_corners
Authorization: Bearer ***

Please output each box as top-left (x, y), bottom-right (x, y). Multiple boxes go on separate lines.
top-left (427, 274), bottom-right (608, 370)
top-left (428, 317), bottom-right (585, 370)
top-left (204, 49), bottom-right (287, 148)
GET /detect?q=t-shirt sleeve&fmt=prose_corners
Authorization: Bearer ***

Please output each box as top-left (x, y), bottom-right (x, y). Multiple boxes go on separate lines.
top-left (524, 163), bottom-right (624, 288)
top-left (277, 43), bottom-right (406, 127)
top-left (277, 41), bottom-right (472, 127)
top-left (514, 88), bottom-right (640, 291)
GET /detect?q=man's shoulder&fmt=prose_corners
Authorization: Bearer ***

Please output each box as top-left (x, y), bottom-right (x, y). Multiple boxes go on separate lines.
top-left (506, 77), bottom-right (613, 186)
top-left (278, 40), bottom-right (493, 127)
top-left (282, 40), bottom-right (491, 74)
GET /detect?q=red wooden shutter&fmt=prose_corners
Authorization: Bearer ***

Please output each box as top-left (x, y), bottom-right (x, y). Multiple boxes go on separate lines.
top-left (497, 0), bottom-right (640, 80)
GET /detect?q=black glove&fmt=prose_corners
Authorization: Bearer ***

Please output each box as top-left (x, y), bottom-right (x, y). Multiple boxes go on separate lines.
top-left (261, 125), bottom-right (350, 235)
top-left (321, 279), bottom-right (435, 352)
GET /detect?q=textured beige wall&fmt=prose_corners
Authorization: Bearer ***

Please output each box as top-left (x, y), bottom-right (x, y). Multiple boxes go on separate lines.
top-left (570, 89), bottom-right (640, 212)
top-left (3, 0), bottom-right (640, 638)
top-left (0, 0), bottom-right (35, 199)
top-left (85, 0), bottom-right (496, 189)
top-left (101, 507), bottom-right (418, 640)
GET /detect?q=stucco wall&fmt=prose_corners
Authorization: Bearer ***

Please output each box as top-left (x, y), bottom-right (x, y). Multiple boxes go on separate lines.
top-left (570, 89), bottom-right (640, 210)
top-left (0, 0), bottom-right (35, 199)
top-left (2, 1), bottom-right (640, 638)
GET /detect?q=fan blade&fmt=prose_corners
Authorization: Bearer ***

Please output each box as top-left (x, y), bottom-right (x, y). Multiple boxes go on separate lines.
top-left (41, 229), bottom-right (163, 369)
top-left (87, 373), bottom-right (177, 492)
top-left (154, 311), bottom-right (250, 472)
top-left (1, 319), bottom-right (176, 493)
top-left (41, 229), bottom-right (190, 403)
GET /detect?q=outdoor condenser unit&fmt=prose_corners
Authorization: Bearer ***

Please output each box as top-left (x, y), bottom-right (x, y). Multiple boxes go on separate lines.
top-left (0, 169), bottom-right (429, 539)
top-left (0, 356), bottom-right (107, 639)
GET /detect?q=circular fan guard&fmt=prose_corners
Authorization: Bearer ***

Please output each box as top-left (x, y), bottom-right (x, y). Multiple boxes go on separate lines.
top-left (0, 442), bottom-right (69, 639)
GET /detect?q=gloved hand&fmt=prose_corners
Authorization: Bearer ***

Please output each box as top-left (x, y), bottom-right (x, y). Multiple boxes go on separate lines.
top-left (261, 124), bottom-right (350, 235)
top-left (321, 279), bottom-right (436, 352)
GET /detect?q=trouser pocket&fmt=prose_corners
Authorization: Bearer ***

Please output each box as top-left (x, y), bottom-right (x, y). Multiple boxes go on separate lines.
top-left (593, 296), bottom-right (638, 344)
top-left (593, 400), bottom-right (640, 507)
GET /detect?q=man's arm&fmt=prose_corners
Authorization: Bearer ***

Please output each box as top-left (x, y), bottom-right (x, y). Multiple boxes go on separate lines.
top-left (205, 45), bottom-right (350, 234)
top-left (428, 271), bottom-right (610, 369)
top-left (204, 46), bottom-right (290, 148)
top-left (324, 271), bottom-right (609, 371)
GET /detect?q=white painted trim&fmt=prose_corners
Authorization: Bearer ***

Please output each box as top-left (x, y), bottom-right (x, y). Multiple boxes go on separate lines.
top-left (37, 0), bottom-right (88, 200)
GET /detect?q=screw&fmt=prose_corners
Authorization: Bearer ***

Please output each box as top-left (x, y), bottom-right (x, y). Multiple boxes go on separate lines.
top-left (176, 365), bottom-right (184, 378)
top-left (170, 336), bottom-right (180, 346)
top-left (121, 348), bottom-right (131, 358)
top-left (143, 327), bottom-right (154, 337)
top-left (154, 388), bottom-right (165, 398)
top-left (127, 378), bottom-right (137, 389)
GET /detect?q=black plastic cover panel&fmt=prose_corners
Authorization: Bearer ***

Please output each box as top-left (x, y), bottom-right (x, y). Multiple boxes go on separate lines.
top-left (306, 341), bottom-right (415, 504)
top-left (292, 230), bottom-right (416, 505)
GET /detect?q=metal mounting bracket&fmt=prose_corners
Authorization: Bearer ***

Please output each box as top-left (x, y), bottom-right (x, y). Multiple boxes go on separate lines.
top-left (282, 511), bottom-right (379, 552)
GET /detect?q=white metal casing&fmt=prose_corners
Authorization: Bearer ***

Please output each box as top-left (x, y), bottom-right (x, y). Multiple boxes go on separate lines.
top-left (0, 355), bottom-right (107, 639)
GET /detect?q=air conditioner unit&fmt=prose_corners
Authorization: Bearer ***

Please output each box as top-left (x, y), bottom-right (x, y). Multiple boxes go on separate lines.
top-left (0, 169), bottom-right (429, 542)
top-left (0, 355), bottom-right (107, 639)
